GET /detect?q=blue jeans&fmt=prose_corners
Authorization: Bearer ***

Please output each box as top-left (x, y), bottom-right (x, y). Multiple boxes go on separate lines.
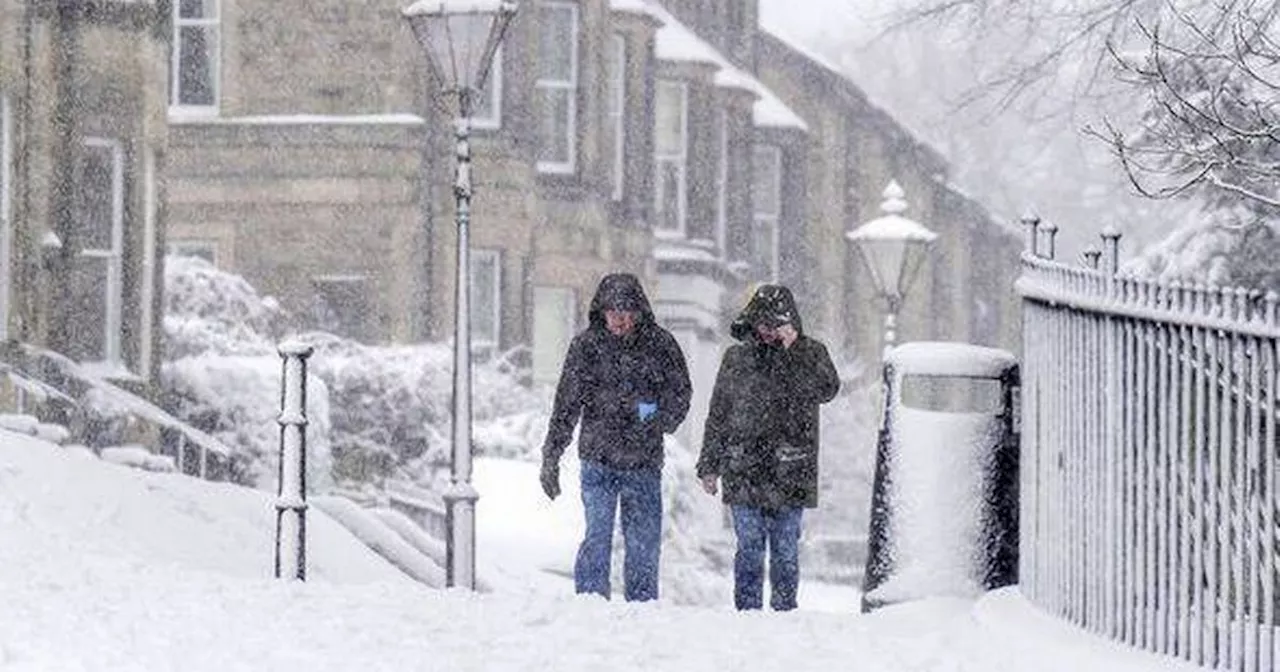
top-left (575, 460), bottom-right (663, 601)
top-left (731, 505), bottom-right (804, 611)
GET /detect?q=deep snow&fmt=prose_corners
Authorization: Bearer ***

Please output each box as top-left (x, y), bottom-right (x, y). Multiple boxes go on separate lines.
top-left (0, 429), bottom-right (1199, 671)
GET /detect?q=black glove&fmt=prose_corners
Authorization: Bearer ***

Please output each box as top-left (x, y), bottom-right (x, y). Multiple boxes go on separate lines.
top-left (540, 457), bottom-right (561, 500)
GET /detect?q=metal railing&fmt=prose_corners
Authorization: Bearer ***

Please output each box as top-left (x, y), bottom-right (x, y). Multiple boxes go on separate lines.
top-left (1016, 221), bottom-right (1279, 671)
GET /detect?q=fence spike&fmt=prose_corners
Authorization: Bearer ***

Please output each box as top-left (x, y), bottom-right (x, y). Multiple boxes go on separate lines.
top-left (1100, 226), bottom-right (1122, 274)
top-left (1022, 210), bottom-right (1041, 256)
top-left (1233, 287), bottom-right (1249, 323)
top-left (1265, 291), bottom-right (1278, 327)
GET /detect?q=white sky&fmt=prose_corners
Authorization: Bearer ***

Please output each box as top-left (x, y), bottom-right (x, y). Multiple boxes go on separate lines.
top-left (0, 429), bottom-right (1198, 671)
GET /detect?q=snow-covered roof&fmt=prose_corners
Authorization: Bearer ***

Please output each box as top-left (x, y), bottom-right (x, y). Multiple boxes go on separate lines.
top-left (761, 26), bottom-right (846, 81)
top-left (887, 341), bottom-right (1018, 378)
top-left (634, 1), bottom-right (809, 132)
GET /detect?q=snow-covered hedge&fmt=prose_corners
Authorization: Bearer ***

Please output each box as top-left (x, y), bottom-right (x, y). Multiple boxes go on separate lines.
top-left (1125, 208), bottom-right (1280, 292)
top-left (161, 255), bottom-right (548, 492)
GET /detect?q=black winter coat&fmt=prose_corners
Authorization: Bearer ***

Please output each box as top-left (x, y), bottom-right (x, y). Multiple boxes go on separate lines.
top-left (696, 286), bottom-right (840, 509)
top-left (542, 274), bottom-right (692, 470)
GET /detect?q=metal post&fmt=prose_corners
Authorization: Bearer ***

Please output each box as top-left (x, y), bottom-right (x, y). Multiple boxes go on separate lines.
top-left (1083, 246), bottom-right (1102, 270)
top-left (1101, 226), bottom-right (1122, 276)
top-left (445, 91), bottom-right (479, 590)
top-left (1040, 221), bottom-right (1058, 260)
top-left (1021, 211), bottom-right (1040, 256)
top-left (274, 341), bottom-right (313, 581)
top-left (882, 295), bottom-right (900, 360)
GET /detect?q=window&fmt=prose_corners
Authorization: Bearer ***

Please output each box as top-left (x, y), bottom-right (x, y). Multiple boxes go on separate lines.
top-left (654, 80), bottom-right (688, 235)
top-left (532, 286), bottom-right (577, 384)
top-left (171, 0), bottom-right (220, 112)
top-left (168, 239), bottom-right (218, 265)
top-left (471, 249), bottom-right (501, 350)
top-left (311, 275), bottom-right (373, 342)
top-left (751, 144), bottom-right (782, 281)
top-left (605, 33), bottom-right (626, 201)
top-left (714, 109), bottom-right (729, 258)
top-left (535, 1), bottom-right (579, 173)
top-left (471, 46), bottom-right (503, 129)
top-left (0, 93), bottom-right (11, 342)
top-left (70, 138), bottom-right (126, 367)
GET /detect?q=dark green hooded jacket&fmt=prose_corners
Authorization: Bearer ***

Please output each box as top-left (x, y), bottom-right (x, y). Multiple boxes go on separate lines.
top-left (696, 285), bottom-right (840, 509)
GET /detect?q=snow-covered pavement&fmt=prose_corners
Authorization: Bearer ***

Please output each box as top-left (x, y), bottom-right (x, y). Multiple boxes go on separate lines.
top-left (0, 431), bottom-right (1196, 671)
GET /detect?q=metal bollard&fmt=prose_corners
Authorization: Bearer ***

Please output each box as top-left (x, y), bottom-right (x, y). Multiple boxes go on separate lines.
top-left (274, 341), bottom-right (314, 581)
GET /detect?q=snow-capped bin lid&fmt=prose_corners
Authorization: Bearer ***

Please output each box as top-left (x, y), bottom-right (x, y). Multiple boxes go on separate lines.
top-left (886, 341), bottom-right (1017, 379)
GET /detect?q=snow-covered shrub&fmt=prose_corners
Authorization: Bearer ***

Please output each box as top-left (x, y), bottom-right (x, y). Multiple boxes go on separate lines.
top-left (161, 254), bottom-right (549, 493)
top-left (164, 255), bottom-right (292, 358)
top-left (163, 354), bottom-right (334, 491)
top-left (1125, 208), bottom-right (1280, 292)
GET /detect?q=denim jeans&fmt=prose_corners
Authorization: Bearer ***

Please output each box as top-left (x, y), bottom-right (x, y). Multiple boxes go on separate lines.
top-left (731, 505), bottom-right (804, 611)
top-left (574, 460), bottom-right (663, 601)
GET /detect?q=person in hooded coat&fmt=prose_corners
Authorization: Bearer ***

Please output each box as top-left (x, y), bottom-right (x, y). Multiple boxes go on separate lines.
top-left (696, 284), bottom-right (840, 611)
top-left (539, 273), bottom-right (692, 601)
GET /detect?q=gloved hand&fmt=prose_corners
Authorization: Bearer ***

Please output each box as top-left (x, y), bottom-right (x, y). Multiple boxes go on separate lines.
top-left (637, 401), bottom-right (658, 422)
top-left (539, 457), bottom-right (561, 500)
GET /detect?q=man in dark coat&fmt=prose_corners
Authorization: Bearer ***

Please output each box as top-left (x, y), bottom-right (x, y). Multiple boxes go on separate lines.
top-left (540, 273), bottom-right (692, 601)
top-left (696, 284), bottom-right (840, 611)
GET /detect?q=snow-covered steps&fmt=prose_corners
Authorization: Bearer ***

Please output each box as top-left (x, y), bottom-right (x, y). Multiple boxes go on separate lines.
top-left (0, 413), bottom-right (72, 445)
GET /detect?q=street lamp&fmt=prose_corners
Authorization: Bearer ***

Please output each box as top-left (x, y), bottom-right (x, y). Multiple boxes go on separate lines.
top-left (402, 0), bottom-right (517, 590)
top-left (845, 180), bottom-right (938, 358)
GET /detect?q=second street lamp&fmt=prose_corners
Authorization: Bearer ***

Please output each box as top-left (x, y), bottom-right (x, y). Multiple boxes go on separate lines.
top-left (402, 0), bottom-right (517, 590)
top-left (845, 180), bottom-right (938, 360)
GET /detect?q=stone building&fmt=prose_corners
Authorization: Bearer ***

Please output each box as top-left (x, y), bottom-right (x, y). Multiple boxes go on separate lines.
top-left (159, 0), bottom-right (1023, 438)
top-left (0, 0), bottom-right (170, 388)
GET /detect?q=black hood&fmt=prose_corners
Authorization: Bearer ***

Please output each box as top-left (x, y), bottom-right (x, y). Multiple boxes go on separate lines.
top-left (588, 273), bottom-right (655, 329)
top-left (729, 284), bottom-right (804, 342)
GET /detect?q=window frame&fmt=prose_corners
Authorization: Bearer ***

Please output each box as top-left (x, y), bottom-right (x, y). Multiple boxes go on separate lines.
top-left (535, 1), bottom-right (580, 175)
top-left (751, 143), bottom-right (782, 282)
top-left (470, 248), bottom-right (503, 350)
top-left (714, 108), bottom-right (729, 258)
top-left (170, 0), bottom-right (221, 115)
top-left (470, 45), bottom-right (503, 130)
top-left (0, 93), bottom-right (11, 342)
top-left (606, 33), bottom-right (626, 201)
top-left (653, 79), bottom-right (689, 237)
top-left (310, 274), bottom-right (373, 342)
top-left (80, 137), bottom-right (127, 368)
top-left (168, 239), bottom-right (219, 265)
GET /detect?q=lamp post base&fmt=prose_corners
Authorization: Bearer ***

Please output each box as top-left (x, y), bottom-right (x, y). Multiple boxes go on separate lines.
top-left (443, 480), bottom-right (480, 589)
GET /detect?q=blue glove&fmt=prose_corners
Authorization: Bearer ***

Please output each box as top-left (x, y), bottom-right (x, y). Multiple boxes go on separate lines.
top-left (637, 401), bottom-right (658, 422)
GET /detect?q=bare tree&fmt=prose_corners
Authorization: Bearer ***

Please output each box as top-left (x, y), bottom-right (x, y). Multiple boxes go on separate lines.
top-left (1089, 1), bottom-right (1280, 223)
top-left (886, 0), bottom-right (1280, 233)
top-left (880, 0), bottom-right (1166, 117)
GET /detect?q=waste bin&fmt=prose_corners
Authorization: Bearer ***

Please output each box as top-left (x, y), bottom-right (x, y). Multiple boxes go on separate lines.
top-left (860, 341), bottom-right (1020, 613)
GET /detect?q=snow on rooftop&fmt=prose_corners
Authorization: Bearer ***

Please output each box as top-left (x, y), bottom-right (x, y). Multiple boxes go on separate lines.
top-left (887, 341), bottom-right (1018, 378)
top-left (641, 1), bottom-right (809, 132)
top-left (761, 26), bottom-right (847, 80)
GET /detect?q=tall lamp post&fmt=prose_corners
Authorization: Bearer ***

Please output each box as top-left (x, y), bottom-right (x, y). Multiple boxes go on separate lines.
top-left (845, 180), bottom-right (938, 359)
top-left (402, 0), bottom-right (517, 590)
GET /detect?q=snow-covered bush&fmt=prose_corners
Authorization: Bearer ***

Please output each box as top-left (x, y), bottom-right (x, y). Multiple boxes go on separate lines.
top-left (163, 354), bottom-right (334, 491)
top-left (164, 254), bottom-right (291, 358)
top-left (1124, 208), bottom-right (1280, 292)
top-left (161, 254), bottom-right (549, 493)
